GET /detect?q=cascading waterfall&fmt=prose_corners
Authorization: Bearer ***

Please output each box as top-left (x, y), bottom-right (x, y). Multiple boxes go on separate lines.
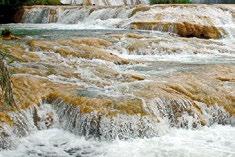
top-left (60, 0), bottom-right (235, 5)
top-left (0, 96), bottom-right (233, 150)
top-left (60, 0), bottom-right (148, 6)
top-left (1, 3), bottom-right (235, 157)
top-left (20, 5), bottom-right (235, 39)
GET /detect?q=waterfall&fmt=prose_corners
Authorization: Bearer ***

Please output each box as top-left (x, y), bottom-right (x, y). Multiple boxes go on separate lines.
top-left (20, 5), bottom-right (235, 39)
top-left (1, 3), bottom-right (235, 156)
top-left (60, 0), bottom-right (149, 5)
top-left (60, 0), bottom-right (235, 4)
top-left (1, 96), bottom-right (233, 150)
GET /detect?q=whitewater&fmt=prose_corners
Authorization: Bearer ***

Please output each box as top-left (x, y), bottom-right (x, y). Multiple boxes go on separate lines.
top-left (0, 3), bottom-right (235, 157)
top-left (0, 126), bottom-right (235, 157)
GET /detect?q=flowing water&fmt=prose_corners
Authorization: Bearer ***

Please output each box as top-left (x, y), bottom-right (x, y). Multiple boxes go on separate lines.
top-left (60, 0), bottom-right (235, 5)
top-left (0, 4), bottom-right (235, 157)
top-left (1, 126), bottom-right (235, 157)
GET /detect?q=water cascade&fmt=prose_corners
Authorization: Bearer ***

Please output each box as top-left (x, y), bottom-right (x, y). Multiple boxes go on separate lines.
top-left (0, 3), bottom-right (235, 157)
top-left (60, 0), bottom-right (148, 6)
top-left (20, 5), bottom-right (235, 39)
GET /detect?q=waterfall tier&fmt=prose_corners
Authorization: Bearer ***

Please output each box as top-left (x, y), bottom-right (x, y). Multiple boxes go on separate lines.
top-left (0, 4), bottom-right (235, 156)
top-left (19, 4), bottom-right (235, 39)
top-left (60, 0), bottom-right (148, 6)
top-left (0, 31), bottom-right (235, 149)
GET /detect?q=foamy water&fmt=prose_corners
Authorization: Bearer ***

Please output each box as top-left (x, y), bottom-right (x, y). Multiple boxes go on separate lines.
top-left (0, 125), bottom-right (234, 157)
top-left (1, 4), bottom-right (235, 156)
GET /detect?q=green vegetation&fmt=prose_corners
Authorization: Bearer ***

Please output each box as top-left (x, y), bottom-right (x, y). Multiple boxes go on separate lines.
top-left (149, 0), bottom-right (191, 4)
top-left (1, 28), bottom-right (11, 38)
top-left (0, 0), bottom-right (61, 6)
top-left (25, 0), bottom-right (61, 5)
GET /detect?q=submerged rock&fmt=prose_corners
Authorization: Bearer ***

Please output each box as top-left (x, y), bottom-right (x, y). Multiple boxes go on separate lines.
top-left (28, 38), bottom-right (129, 64)
top-left (0, 44), bottom-right (40, 62)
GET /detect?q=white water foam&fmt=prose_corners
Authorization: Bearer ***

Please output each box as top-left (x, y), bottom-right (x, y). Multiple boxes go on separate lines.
top-left (120, 53), bottom-right (235, 63)
top-left (18, 5), bottom-right (235, 39)
top-left (0, 125), bottom-right (234, 157)
top-left (0, 23), bottom-right (118, 30)
top-left (60, 0), bottom-right (148, 6)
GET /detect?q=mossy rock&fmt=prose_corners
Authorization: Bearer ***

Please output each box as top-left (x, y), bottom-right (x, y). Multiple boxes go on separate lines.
top-left (27, 0), bottom-right (61, 5)
top-left (47, 0), bottom-right (61, 5)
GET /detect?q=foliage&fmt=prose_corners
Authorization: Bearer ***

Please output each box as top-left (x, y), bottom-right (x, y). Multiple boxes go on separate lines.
top-left (149, 0), bottom-right (191, 4)
top-left (0, 0), bottom-right (27, 6)
top-left (25, 0), bottom-right (61, 5)
top-left (1, 28), bottom-right (11, 38)
top-left (0, 0), bottom-right (61, 6)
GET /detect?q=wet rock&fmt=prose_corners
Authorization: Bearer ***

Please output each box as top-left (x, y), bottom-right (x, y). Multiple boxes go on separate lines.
top-left (28, 38), bottom-right (129, 64)
top-left (1, 29), bottom-right (21, 40)
top-left (0, 44), bottom-right (40, 62)
top-left (0, 113), bottom-right (13, 126)
top-left (131, 21), bottom-right (224, 39)
top-left (134, 65), bottom-right (235, 116)
top-left (126, 33), bottom-right (145, 39)
top-left (0, 29), bottom-right (235, 142)
top-left (127, 40), bottom-right (148, 53)
top-left (47, 92), bottom-right (147, 116)
top-left (129, 5), bottom-right (151, 17)
top-left (1, 35), bottom-right (21, 40)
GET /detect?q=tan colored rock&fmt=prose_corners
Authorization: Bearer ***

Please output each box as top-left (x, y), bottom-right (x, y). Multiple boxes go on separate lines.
top-left (0, 44), bottom-right (40, 62)
top-left (2, 74), bottom-right (147, 117)
top-left (0, 112), bottom-right (13, 126)
top-left (47, 92), bottom-right (147, 116)
top-left (126, 33), bottom-right (145, 39)
top-left (129, 5), bottom-right (151, 17)
top-left (11, 75), bottom-right (78, 109)
top-left (1, 35), bottom-right (21, 40)
top-left (1, 32), bottom-right (234, 130)
top-left (83, 0), bottom-right (92, 6)
top-left (1, 64), bottom-right (234, 127)
top-left (69, 38), bottom-right (112, 47)
top-left (28, 38), bottom-right (129, 64)
top-left (133, 65), bottom-right (235, 116)
top-left (127, 40), bottom-right (148, 52)
top-left (57, 45), bottom-right (129, 64)
top-left (131, 21), bottom-right (224, 39)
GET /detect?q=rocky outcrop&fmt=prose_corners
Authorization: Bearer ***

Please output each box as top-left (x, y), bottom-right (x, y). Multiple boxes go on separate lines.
top-left (131, 21), bottom-right (224, 39)
top-left (0, 30), bottom-right (234, 143)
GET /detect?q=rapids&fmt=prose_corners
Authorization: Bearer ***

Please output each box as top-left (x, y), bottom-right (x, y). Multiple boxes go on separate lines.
top-left (18, 4), bottom-right (235, 39)
top-left (60, 0), bottom-right (148, 6)
top-left (60, 0), bottom-right (234, 5)
top-left (1, 126), bottom-right (235, 157)
top-left (0, 4), bottom-right (235, 157)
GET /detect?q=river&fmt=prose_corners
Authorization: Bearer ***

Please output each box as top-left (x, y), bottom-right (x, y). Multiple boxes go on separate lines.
top-left (0, 4), bottom-right (235, 157)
